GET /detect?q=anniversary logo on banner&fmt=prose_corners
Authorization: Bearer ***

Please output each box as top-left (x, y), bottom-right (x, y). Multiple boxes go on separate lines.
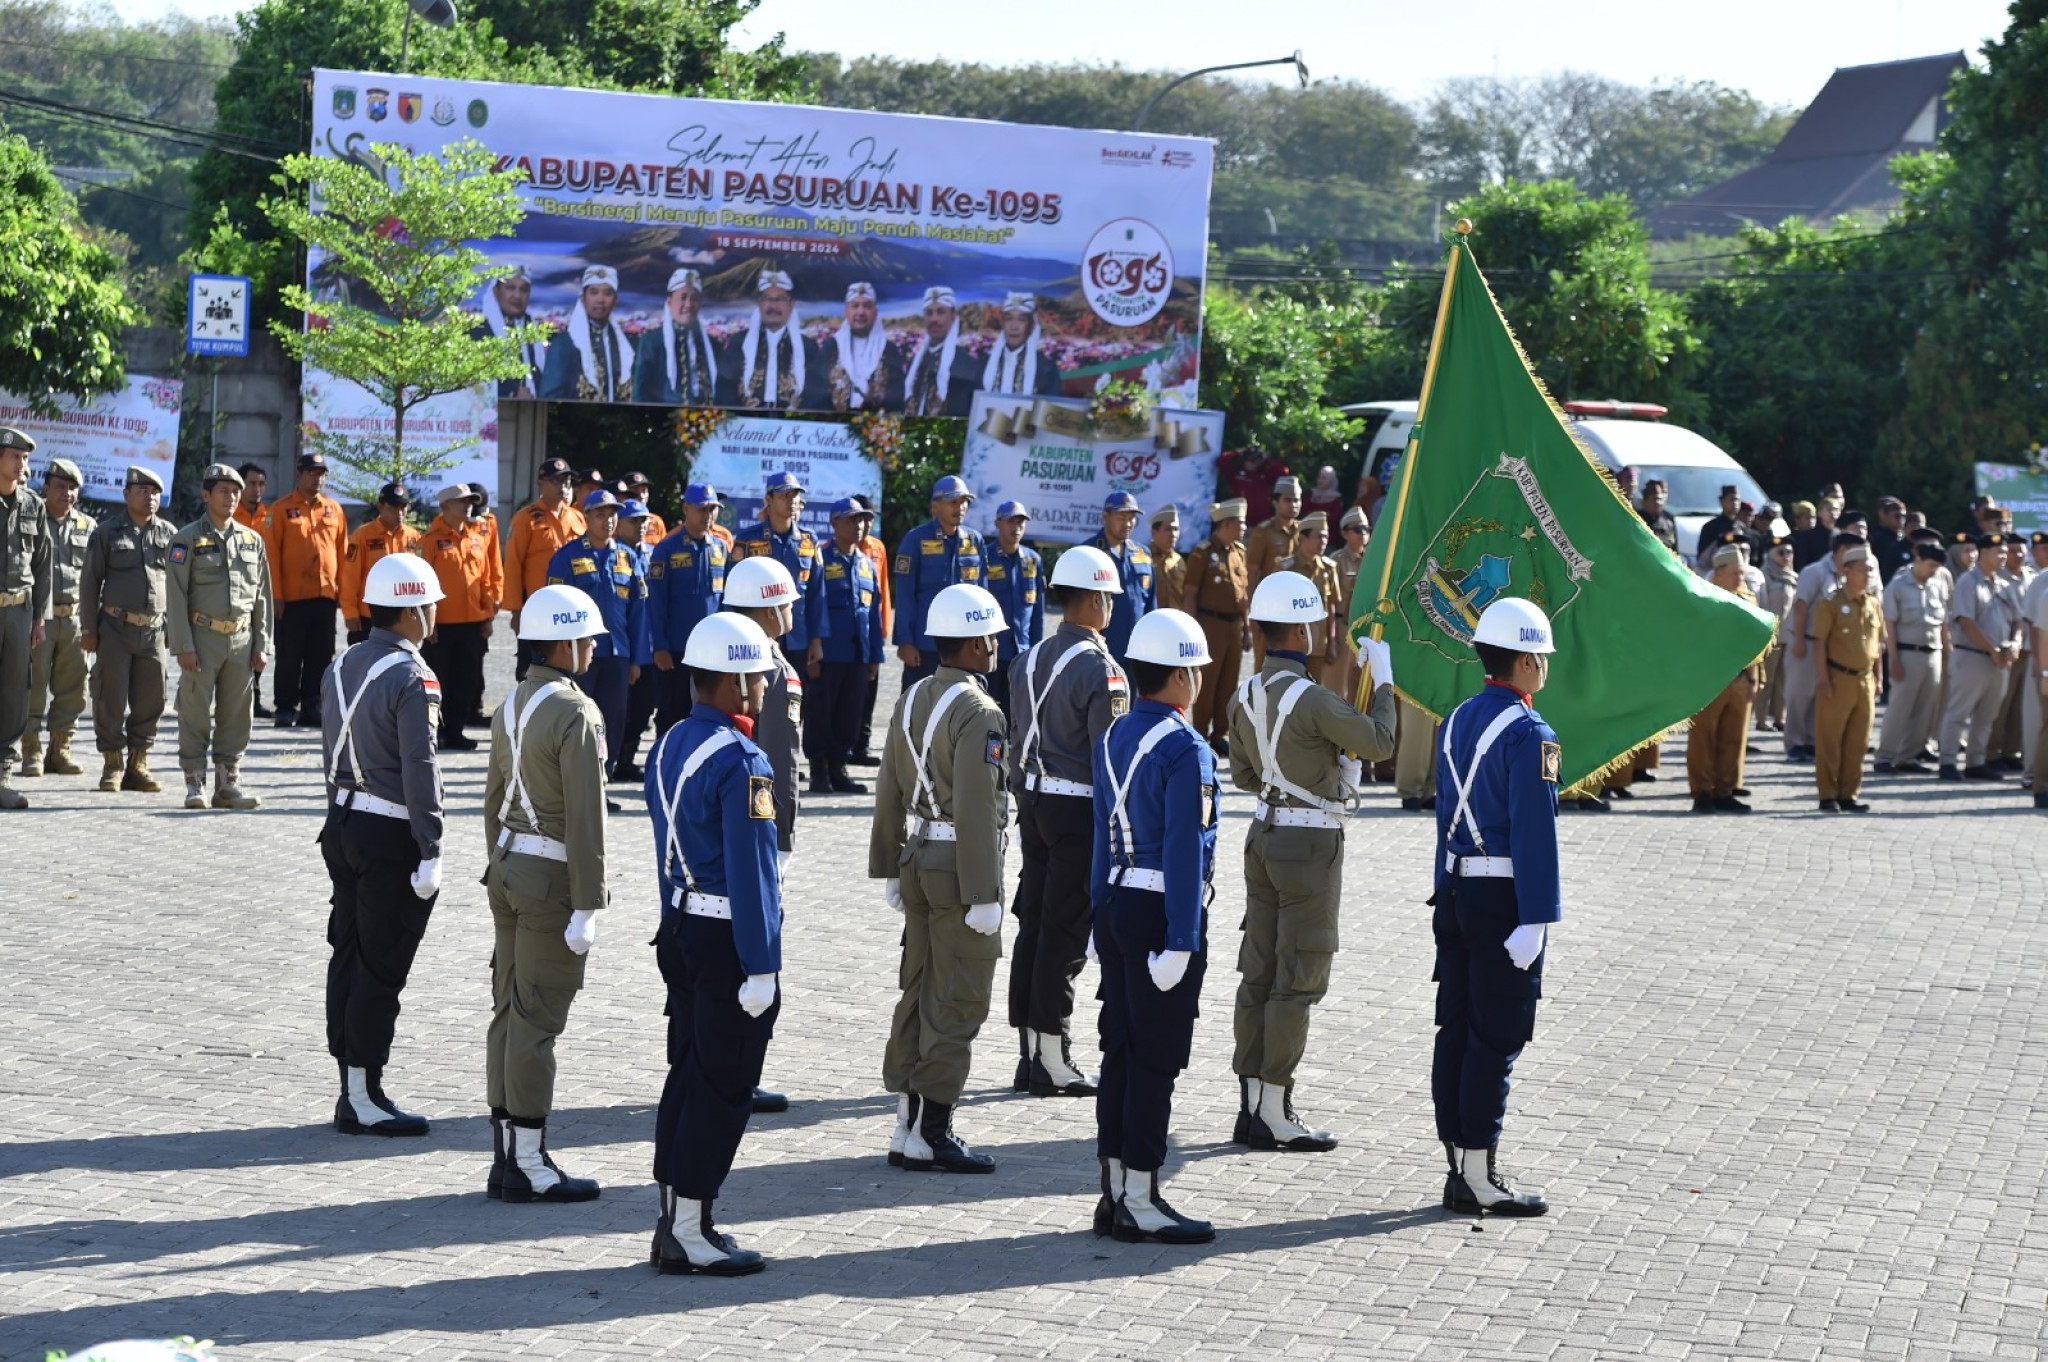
top-left (1976, 461), bottom-right (2048, 533)
top-left (686, 416), bottom-right (882, 539)
top-left (0, 377), bottom-right (182, 502)
top-left (960, 392), bottom-right (1223, 549)
top-left (307, 68), bottom-right (1213, 422)
top-left (299, 376), bottom-right (498, 506)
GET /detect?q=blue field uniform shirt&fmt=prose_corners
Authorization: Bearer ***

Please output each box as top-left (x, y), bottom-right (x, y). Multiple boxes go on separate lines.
top-left (646, 706), bottom-right (784, 975)
top-left (1091, 699), bottom-right (1219, 952)
top-left (1432, 681), bottom-right (1563, 924)
top-left (819, 541), bottom-right (883, 664)
top-left (892, 520), bottom-right (985, 654)
top-left (984, 542), bottom-right (1043, 666)
top-left (544, 536), bottom-right (651, 665)
top-left (1086, 533), bottom-right (1155, 660)
top-left (731, 520), bottom-right (827, 651)
top-left (647, 525), bottom-right (728, 656)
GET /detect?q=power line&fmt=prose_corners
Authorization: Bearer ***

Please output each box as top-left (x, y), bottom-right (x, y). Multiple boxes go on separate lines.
top-left (0, 32), bottom-right (235, 72)
top-left (0, 89), bottom-right (286, 162)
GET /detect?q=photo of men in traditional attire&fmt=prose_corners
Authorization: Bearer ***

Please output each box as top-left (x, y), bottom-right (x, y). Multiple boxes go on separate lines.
top-left (902, 286), bottom-right (980, 418)
top-left (822, 281), bottom-right (903, 413)
top-left (539, 265), bottom-right (634, 402)
top-left (980, 291), bottom-right (1062, 396)
top-left (717, 269), bottom-right (826, 413)
top-left (471, 266), bottom-right (548, 400)
top-left (632, 267), bottom-right (720, 405)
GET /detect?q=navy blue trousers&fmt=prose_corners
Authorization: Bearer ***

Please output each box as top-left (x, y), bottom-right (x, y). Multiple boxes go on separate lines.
top-left (1431, 876), bottom-right (1544, 1149)
top-left (1095, 884), bottom-right (1206, 1172)
top-left (804, 660), bottom-right (868, 769)
top-left (653, 911), bottom-right (777, 1200)
top-left (578, 654), bottom-right (632, 776)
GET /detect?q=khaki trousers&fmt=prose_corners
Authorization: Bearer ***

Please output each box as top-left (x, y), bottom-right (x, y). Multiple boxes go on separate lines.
top-left (0, 602), bottom-right (29, 768)
top-left (1783, 643), bottom-right (1817, 752)
top-left (175, 623), bottom-right (255, 772)
top-left (1192, 616), bottom-right (1242, 744)
top-left (883, 843), bottom-right (1001, 1106)
top-left (1939, 649), bottom-right (2006, 771)
top-left (91, 616), bottom-right (166, 753)
top-left (1814, 668), bottom-right (1874, 800)
top-left (484, 850), bottom-right (588, 1120)
top-left (1234, 820), bottom-right (1342, 1087)
top-left (1993, 650), bottom-right (2029, 761)
top-left (1687, 679), bottom-right (1751, 798)
top-left (28, 613), bottom-right (87, 738)
top-left (1394, 699), bottom-right (1438, 800)
top-left (1756, 641), bottom-right (1787, 727)
top-left (1875, 647), bottom-right (1943, 765)
top-left (2029, 675), bottom-right (2046, 795)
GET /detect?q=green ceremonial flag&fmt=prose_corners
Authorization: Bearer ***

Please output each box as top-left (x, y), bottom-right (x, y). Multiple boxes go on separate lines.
top-left (1348, 236), bottom-right (1776, 789)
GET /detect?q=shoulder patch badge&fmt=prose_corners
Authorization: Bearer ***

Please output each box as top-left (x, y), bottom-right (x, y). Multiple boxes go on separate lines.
top-left (986, 735), bottom-right (1004, 768)
top-left (170, 544), bottom-right (188, 564)
top-left (1540, 741), bottom-right (1561, 783)
top-left (895, 555), bottom-right (911, 574)
top-left (1110, 691), bottom-right (1129, 717)
top-left (1201, 782), bottom-right (1217, 826)
top-left (749, 774), bottom-right (776, 819)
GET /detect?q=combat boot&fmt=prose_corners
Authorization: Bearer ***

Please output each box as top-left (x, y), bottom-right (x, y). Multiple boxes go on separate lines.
top-left (182, 767), bottom-right (208, 810)
top-left (18, 730), bottom-right (40, 777)
top-left (45, 731), bottom-right (83, 775)
top-left (1013, 1029), bottom-right (1032, 1093)
top-left (1442, 1140), bottom-right (1480, 1214)
top-left (886, 1093), bottom-right (913, 1167)
top-left (335, 1065), bottom-right (428, 1136)
top-left (502, 1121), bottom-right (601, 1202)
top-left (1246, 1081), bottom-right (1339, 1152)
top-left (0, 777), bottom-right (26, 810)
top-left (1232, 1076), bottom-right (1259, 1144)
top-left (1027, 1029), bottom-right (1098, 1097)
top-left (98, 751), bottom-right (123, 792)
top-left (900, 1097), bottom-right (995, 1174)
top-left (1111, 1165), bottom-right (1214, 1244)
top-left (1453, 1144), bottom-right (1548, 1217)
top-left (651, 1189), bottom-right (764, 1275)
top-left (487, 1108), bottom-right (510, 1199)
top-left (1094, 1155), bottom-right (1120, 1236)
top-left (121, 749), bottom-right (161, 793)
top-left (212, 760), bottom-right (260, 809)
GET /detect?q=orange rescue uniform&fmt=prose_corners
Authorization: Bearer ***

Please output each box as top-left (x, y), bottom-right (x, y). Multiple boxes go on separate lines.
top-left (420, 510), bottom-right (503, 625)
top-left (263, 489), bottom-right (346, 603)
top-left (340, 517), bottom-right (423, 624)
top-left (505, 497), bottom-right (585, 616)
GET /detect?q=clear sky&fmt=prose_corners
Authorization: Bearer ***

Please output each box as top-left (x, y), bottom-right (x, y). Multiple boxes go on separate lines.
top-left (110, 0), bottom-right (2017, 109)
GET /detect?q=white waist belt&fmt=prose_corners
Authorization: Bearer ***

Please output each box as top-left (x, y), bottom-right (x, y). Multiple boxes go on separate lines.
top-left (1025, 774), bottom-right (1093, 797)
top-left (1108, 865), bottom-right (1165, 892)
top-left (335, 788), bottom-right (408, 821)
top-left (1445, 852), bottom-right (1515, 878)
top-left (499, 829), bottom-right (568, 862)
top-left (909, 816), bottom-right (956, 842)
top-left (676, 890), bottom-right (733, 919)
top-left (1255, 800), bottom-right (1342, 829)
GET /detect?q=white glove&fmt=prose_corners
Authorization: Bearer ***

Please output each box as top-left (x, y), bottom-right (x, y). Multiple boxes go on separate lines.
top-left (737, 973), bottom-right (777, 1017)
top-left (1086, 930), bottom-right (1098, 963)
top-left (1504, 923), bottom-right (1547, 971)
top-left (564, 909), bottom-right (598, 956)
top-left (883, 878), bottom-right (903, 911)
top-left (776, 848), bottom-right (791, 877)
top-left (1338, 755), bottom-right (1363, 794)
top-left (965, 901), bottom-right (1003, 936)
top-left (1358, 636), bottom-right (1395, 692)
top-left (1147, 949), bottom-right (1191, 991)
top-left (410, 856), bottom-right (442, 900)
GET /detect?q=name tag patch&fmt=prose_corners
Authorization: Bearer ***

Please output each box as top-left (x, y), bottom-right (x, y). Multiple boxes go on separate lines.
top-left (750, 775), bottom-right (776, 819)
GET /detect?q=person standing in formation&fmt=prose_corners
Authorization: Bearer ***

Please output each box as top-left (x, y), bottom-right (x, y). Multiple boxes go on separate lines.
top-left (1810, 546), bottom-right (1885, 812)
top-left (1687, 536), bottom-right (1763, 813)
top-left (20, 458), bottom-right (92, 780)
top-left (1244, 475), bottom-right (1302, 668)
top-left (1085, 492), bottom-right (1154, 663)
top-left (807, 498), bottom-right (883, 796)
top-left (848, 494), bottom-right (890, 765)
top-left (0, 427), bottom-right (50, 810)
top-left (482, 583), bottom-right (610, 1204)
top-left (2024, 532), bottom-right (2048, 810)
top-left (1006, 544), bottom-right (1129, 1099)
top-left (1089, 608), bottom-right (1220, 1245)
top-left (645, 610), bottom-right (784, 1275)
top-left (1784, 531), bottom-right (1867, 761)
top-left (418, 483), bottom-right (502, 753)
top-left (608, 497), bottom-right (662, 783)
top-left (870, 583), bottom-right (1011, 1174)
top-left (232, 462), bottom-right (268, 531)
top-left (168, 464), bottom-right (273, 811)
top-left (1228, 570), bottom-right (1397, 1152)
top-left (341, 483), bottom-right (422, 648)
top-left (981, 500), bottom-right (1042, 718)
top-left (1332, 507), bottom-right (1370, 703)
top-left (1874, 540), bottom-right (1951, 774)
top-left (1180, 498), bottom-right (1249, 756)
top-left (544, 488), bottom-right (650, 780)
top-left (1148, 507), bottom-right (1186, 627)
top-left (319, 553), bottom-right (447, 1139)
top-left (624, 474), bottom-right (667, 546)
top-left (263, 452), bottom-right (346, 729)
top-left (1432, 597), bottom-right (1560, 1219)
top-left (1940, 532), bottom-right (2019, 781)
top-left (892, 475), bottom-right (984, 686)
top-left (731, 470), bottom-right (827, 682)
top-left (1273, 512), bottom-right (1342, 687)
top-left (79, 467), bottom-right (174, 794)
top-left (1991, 535), bottom-right (2033, 771)
top-left (506, 459), bottom-right (585, 681)
top-left (648, 484), bottom-right (730, 736)
top-left (1754, 535), bottom-right (1798, 733)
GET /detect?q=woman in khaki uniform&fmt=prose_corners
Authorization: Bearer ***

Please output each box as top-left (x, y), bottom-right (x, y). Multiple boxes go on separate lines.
top-left (1811, 546), bottom-right (1885, 812)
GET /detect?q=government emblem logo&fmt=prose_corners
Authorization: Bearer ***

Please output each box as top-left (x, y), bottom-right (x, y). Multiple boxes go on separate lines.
top-left (466, 98), bottom-right (489, 127)
top-left (332, 87), bottom-right (357, 120)
top-left (397, 93), bottom-right (423, 123)
top-left (365, 88), bottom-right (390, 122)
top-left (430, 97), bottom-right (456, 127)
top-left (1081, 217), bottom-right (1173, 326)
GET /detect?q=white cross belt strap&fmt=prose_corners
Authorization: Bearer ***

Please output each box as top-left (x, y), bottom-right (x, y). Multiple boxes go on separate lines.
top-left (1254, 801), bottom-right (1343, 829)
top-left (909, 815), bottom-right (956, 841)
top-left (1239, 672), bottom-right (1346, 816)
top-left (1105, 713), bottom-right (1181, 866)
top-left (1024, 773), bottom-right (1091, 797)
top-left (676, 890), bottom-right (734, 917)
top-left (334, 788), bottom-right (407, 821)
top-left (1445, 852), bottom-right (1514, 878)
top-left (501, 831), bottom-right (568, 861)
top-left (326, 647), bottom-right (412, 794)
top-left (1441, 701), bottom-right (1530, 859)
top-left (498, 679), bottom-right (570, 836)
top-left (901, 677), bottom-right (970, 824)
top-left (1018, 636), bottom-right (1098, 778)
top-left (653, 724), bottom-right (741, 891)
top-left (1108, 865), bottom-right (1165, 892)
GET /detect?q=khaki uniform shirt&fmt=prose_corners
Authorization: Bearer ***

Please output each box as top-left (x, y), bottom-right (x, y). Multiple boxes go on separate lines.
top-left (1278, 552), bottom-right (1343, 657)
top-left (0, 484), bottom-right (52, 621)
top-left (1154, 548), bottom-right (1186, 614)
top-left (869, 665), bottom-right (1010, 905)
top-left (1245, 517), bottom-right (1300, 591)
top-left (166, 515), bottom-right (274, 656)
top-left (47, 508), bottom-right (95, 609)
top-left (1810, 586), bottom-right (1884, 677)
top-left (80, 513), bottom-right (176, 625)
top-left (1333, 544), bottom-right (1364, 616)
top-left (1881, 569), bottom-right (1948, 649)
top-left (1184, 537), bottom-right (1248, 619)
top-left (1228, 655), bottom-right (1398, 802)
top-left (483, 664), bottom-right (610, 914)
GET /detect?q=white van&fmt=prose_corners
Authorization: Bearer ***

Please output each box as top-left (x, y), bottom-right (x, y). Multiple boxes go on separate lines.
top-left (1339, 398), bottom-right (1770, 562)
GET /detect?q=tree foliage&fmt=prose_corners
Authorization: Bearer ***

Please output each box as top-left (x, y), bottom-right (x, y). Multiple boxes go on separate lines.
top-left (0, 133), bottom-right (138, 411)
top-left (1197, 290), bottom-right (1366, 466)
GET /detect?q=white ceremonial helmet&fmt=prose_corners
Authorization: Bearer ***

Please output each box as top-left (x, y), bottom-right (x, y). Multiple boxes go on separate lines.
top-left (925, 582), bottom-right (1008, 639)
top-left (722, 554), bottom-right (798, 609)
top-left (682, 611), bottom-right (779, 674)
top-left (1048, 544), bottom-right (1124, 593)
top-left (1471, 597), bottom-right (1556, 654)
top-left (517, 584), bottom-right (607, 641)
top-left (361, 552), bottom-right (445, 607)
top-left (1125, 608), bottom-right (1212, 667)
top-left (1248, 570), bottom-right (1326, 624)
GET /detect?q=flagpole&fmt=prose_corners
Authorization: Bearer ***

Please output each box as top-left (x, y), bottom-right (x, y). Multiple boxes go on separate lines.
top-left (1354, 218), bottom-right (1471, 709)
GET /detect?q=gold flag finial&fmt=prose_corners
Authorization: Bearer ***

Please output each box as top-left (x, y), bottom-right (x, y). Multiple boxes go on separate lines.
top-left (1453, 218), bottom-right (1473, 236)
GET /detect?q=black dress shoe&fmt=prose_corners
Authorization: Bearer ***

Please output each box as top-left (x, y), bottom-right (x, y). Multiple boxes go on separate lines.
top-left (1634, 770), bottom-right (1658, 783)
top-left (1691, 796), bottom-right (1716, 814)
top-left (439, 731), bottom-right (480, 752)
top-left (1873, 759), bottom-right (1895, 773)
top-left (1570, 796), bottom-right (1611, 812)
top-left (1891, 761), bottom-right (1928, 775)
top-left (1401, 797), bottom-right (1423, 811)
top-left (297, 709), bottom-right (324, 729)
top-left (1420, 795), bottom-right (1436, 810)
top-left (273, 708), bottom-right (299, 728)
top-left (1964, 764), bottom-right (2005, 780)
top-left (845, 752), bottom-right (880, 767)
top-left (1732, 786), bottom-right (1753, 796)
top-left (751, 1086), bottom-right (789, 1114)
top-left (1938, 764), bottom-right (1963, 781)
top-left (610, 761), bottom-right (643, 784)
top-left (1604, 786), bottom-right (1635, 800)
top-left (808, 774), bottom-right (835, 797)
top-left (830, 767), bottom-right (867, 794)
top-left (1712, 796), bottom-right (1752, 814)
top-left (1840, 798), bottom-right (1871, 812)
top-left (2034, 793), bottom-right (2048, 809)
top-left (254, 700), bottom-right (275, 719)
top-left (1817, 798), bottom-right (1840, 812)
top-left (1999, 756), bottom-right (2026, 771)
top-left (605, 798), bottom-right (623, 813)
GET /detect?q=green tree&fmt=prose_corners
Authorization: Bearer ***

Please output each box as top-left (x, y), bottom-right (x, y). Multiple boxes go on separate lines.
top-left (263, 138), bottom-right (546, 495)
top-left (1197, 289), bottom-right (1366, 466)
top-left (0, 132), bottom-right (137, 411)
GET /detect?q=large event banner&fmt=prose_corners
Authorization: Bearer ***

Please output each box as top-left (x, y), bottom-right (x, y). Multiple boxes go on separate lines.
top-left (0, 377), bottom-right (182, 502)
top-left (960, 392), bottom-right (1223, 549)
top-left (686, 416), bottom-right (883, 540)
top-left (1976, 461), bottom-right (2048, 533)
top-left (300, 376), bottom-right (498, 505)
top-left (307, 69), bottom-right (1213, 421)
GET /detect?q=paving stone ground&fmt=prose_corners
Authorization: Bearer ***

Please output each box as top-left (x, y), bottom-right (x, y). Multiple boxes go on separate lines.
top-left (3, 642), bottom-right (2045, 1361)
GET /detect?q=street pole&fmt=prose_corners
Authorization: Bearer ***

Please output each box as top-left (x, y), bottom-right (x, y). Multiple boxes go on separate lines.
top-left (1133, 51), bottom-right (1310, 130)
